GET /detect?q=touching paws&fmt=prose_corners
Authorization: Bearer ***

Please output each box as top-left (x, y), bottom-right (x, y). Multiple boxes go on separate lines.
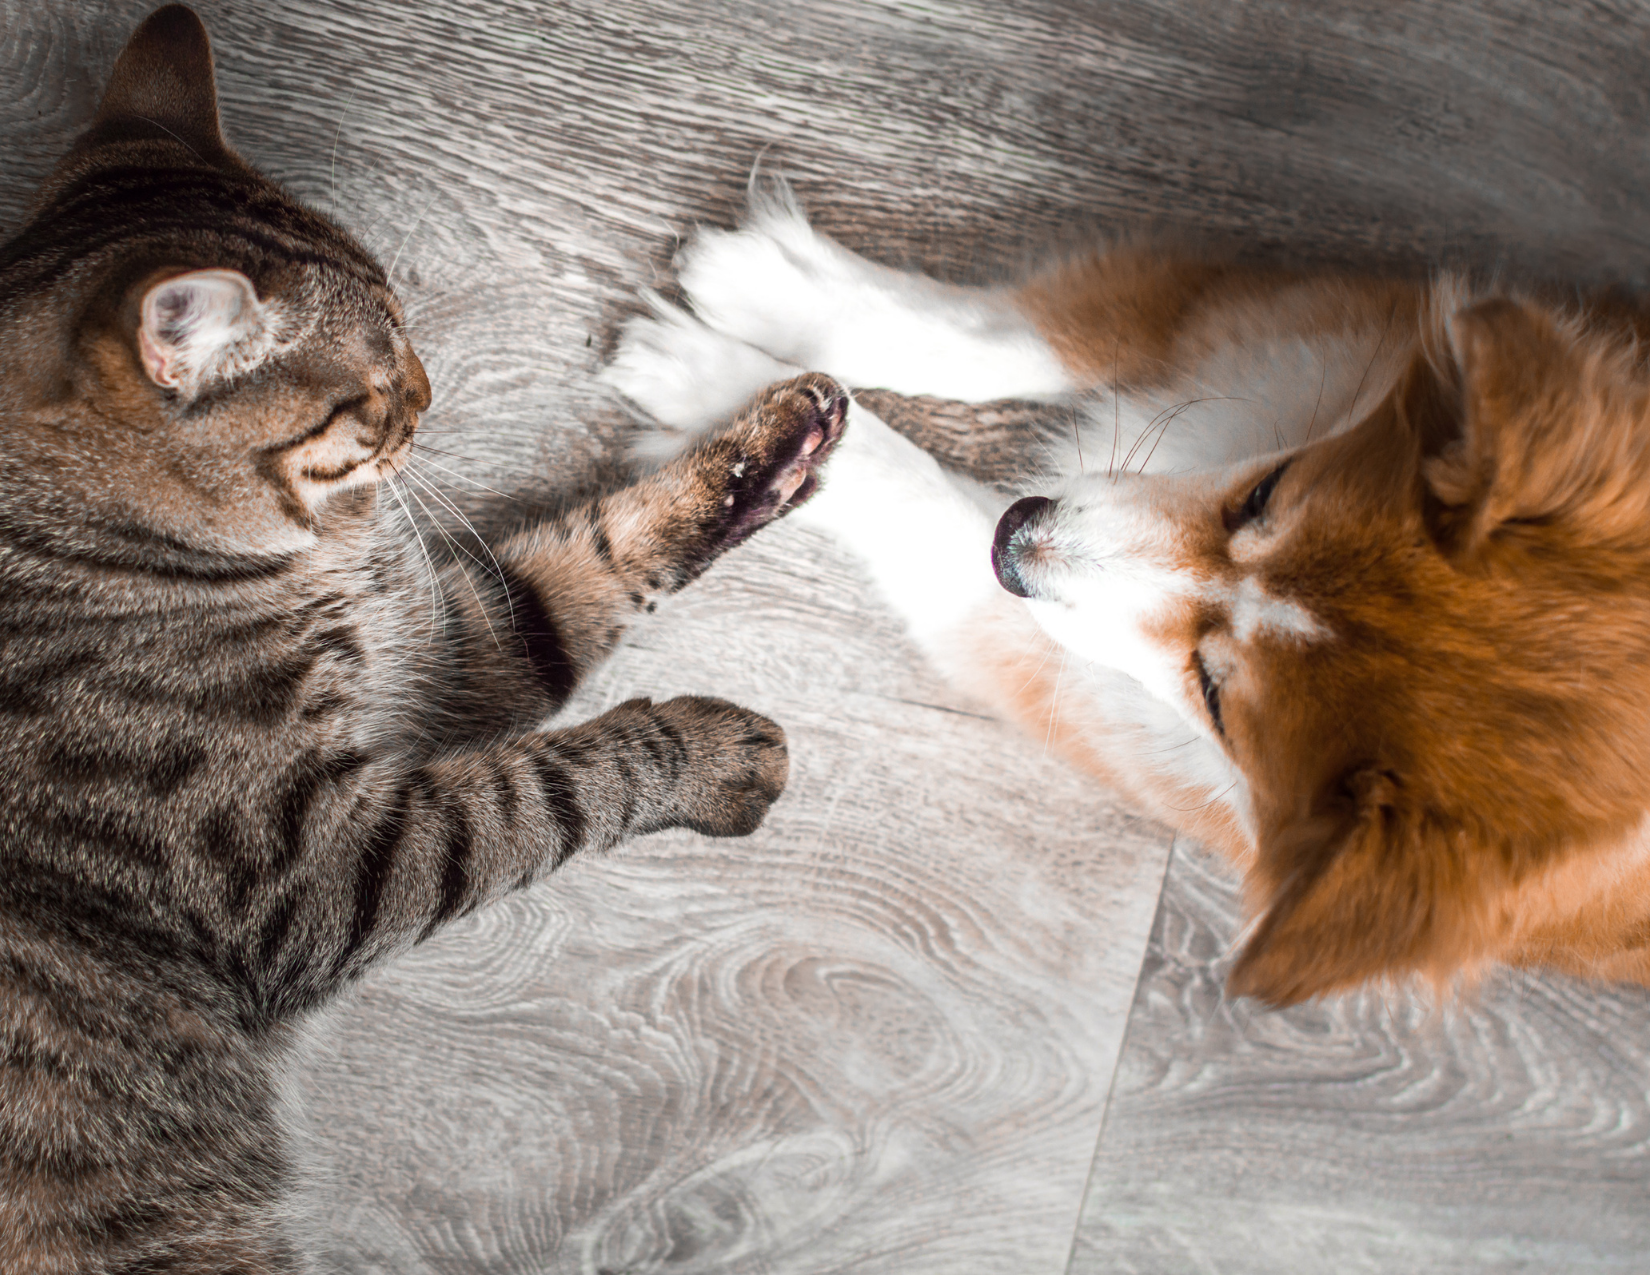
top-left (671, 372), bottom-right (849, 554)
top-left (652, 695), bottom-right (790, 838)
top-left (602, 183), bottom-right (862, 453)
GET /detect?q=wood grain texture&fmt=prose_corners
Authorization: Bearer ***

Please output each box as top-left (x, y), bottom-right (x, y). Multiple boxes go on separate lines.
top-left (1071, 842), bottom-right (1650, 1274)
top-left (296, 542), bottom-right (1170, 1273)
top-left (8, 0), bottom-right (1650, 1270)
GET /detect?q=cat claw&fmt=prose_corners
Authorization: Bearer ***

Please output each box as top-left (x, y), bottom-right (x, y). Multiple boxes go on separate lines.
top-left (759, 374), bottom-right (848, 511)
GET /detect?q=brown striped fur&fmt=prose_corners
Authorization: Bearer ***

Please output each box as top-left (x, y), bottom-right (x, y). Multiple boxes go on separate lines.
top-left (0, 9), bottom-right (846, 1270)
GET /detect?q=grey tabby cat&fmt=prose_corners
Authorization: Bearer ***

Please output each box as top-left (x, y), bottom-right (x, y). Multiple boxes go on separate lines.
top-left (0, 8), bottom-right (847, 1271)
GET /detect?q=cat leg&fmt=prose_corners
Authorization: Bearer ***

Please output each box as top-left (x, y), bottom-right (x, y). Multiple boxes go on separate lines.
top-left (215, 380), bottom-right (849, 1011)
top-left (607, 305), bottom-right (1006, 643)
top-left (229, 687), bottom-right (792, 1017)
top-left (669, 182), bottom-right (1077, 402)
top-left (3, 711), bottom-right (786, 1275)
top-left (489, 372), bottom-right (847, 710)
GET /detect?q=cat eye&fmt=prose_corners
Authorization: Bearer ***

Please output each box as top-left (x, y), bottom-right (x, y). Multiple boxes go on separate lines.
top-left (1224, 460), bottom-right (1292, 532)
top-left (1194, 651), bottom-right (1223, 735)
top-left (276, 394), bottom-right (368, 451)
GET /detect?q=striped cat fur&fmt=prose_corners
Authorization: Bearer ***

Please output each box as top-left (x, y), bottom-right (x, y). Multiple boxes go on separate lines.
top-left (0, 8), bottom-right (846, 1271)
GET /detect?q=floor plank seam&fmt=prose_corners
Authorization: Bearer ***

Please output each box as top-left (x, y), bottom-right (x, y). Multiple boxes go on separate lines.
top-left (1060, 834), bottom-right (1182, 1275)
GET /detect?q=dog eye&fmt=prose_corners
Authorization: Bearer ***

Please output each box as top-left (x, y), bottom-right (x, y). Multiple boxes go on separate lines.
top-left (1194, 652), bottom-right (1223, 735)
top-left (1225, 460), bottom-right (1292, 532)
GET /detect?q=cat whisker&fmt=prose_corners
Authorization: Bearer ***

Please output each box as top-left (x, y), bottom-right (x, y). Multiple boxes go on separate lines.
top-left (402, 464), bottom-right (514, 635)
top-left (398, 472), bottom-right (502, 651)
top-left (408, 448), bottom-right (515, 500)
top-left (329, 88), bottom-right (358, 215)
top-left (384, 475), bottom-right (447, 639)
top-left (402, 467), bottom-right (515, 611)
top-left (400, 434), bottom-right (477, 453)
top-left (386, 193), bottom-right (440, 285)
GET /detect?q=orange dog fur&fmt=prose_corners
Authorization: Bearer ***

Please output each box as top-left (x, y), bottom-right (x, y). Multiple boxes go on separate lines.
top-left (605, 189), bottom-right (1650, 1005)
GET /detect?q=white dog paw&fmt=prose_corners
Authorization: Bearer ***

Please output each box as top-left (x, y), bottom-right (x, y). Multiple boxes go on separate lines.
top-left (601, 292), bottom-right (796, 460)
top-left (676, 179), bottom-right (1073, 402)
top-left (674, 184), bottom-right (858, 370)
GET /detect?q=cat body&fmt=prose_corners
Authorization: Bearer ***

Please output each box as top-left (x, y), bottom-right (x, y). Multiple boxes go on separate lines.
top-left (0, 10), bottom-right (844, 1270)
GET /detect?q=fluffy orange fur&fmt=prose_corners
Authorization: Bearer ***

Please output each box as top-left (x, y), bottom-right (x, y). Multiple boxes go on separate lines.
top-left (1011, 260), bottom-right (1650, 1004)
top-left (602, 179), bottom-right (1650, 1007)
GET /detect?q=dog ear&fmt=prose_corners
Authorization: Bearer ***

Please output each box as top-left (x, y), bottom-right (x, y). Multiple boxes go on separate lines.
top-left (1227, 770), bottom-right (1505, 1006)
top-left (1424, 298), bottom-right (1627, 559)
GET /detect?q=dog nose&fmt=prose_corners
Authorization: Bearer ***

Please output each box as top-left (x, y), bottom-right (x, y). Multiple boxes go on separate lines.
top-left (993, 495), bottom-right (1053, 598)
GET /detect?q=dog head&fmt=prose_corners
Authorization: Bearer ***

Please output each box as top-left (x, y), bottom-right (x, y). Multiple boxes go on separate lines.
top-left (996, 297), bottom-right (1650, 1004)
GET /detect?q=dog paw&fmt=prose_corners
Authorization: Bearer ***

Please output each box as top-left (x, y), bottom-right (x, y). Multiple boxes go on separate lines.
top-left (602, 293), bottom-right (797, 456)
top-left (651, 695), bottom-right (789, 838)
top-left (685, 372), bottom-right (849, 549)
top-left (676, 177), bottom-right (1074, 402)
top-left (674, 187), bottom-right (855, 369)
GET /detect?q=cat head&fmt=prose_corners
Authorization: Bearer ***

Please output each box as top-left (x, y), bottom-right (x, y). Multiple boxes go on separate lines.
top-left (0, 6), bottom-right (430, 566)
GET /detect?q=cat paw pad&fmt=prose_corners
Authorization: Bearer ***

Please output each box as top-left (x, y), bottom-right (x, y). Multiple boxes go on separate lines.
top-left (699, 373), bottom-right (849, 547)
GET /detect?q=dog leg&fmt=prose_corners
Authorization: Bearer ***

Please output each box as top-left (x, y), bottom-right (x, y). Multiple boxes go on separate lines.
top-left (601, 292), bottom-right (800, 448)
top-left (794, 398), bottom-right (1008, 643)
top-left (671, 182), bottom-right (1076, 402)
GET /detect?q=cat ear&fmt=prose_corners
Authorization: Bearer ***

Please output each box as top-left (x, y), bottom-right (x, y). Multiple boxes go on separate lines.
top-left (92, 6), bottom-right (231, 161)
top-left (138, 269), bottom-right (273, 396)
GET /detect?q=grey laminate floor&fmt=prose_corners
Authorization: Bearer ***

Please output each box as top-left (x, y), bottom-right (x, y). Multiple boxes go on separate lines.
top-left (5, 2), bottom-right (1650, 1271)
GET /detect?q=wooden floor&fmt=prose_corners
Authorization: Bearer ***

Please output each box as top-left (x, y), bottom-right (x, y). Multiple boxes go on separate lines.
top-left (6, 1), bottom-right (1650, 1270)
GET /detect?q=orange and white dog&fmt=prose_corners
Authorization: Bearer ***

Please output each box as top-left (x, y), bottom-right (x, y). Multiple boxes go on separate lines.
top-left (604, 184), bottom-right (1650, 1005)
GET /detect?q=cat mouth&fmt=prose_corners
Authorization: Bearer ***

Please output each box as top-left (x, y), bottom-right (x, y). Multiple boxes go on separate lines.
top-left (374, 443), bottom-right (413, 478)
top-left (371, 420), bottom-right (421, 479)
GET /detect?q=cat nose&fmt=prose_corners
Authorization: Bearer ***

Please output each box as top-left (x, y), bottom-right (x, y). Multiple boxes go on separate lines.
top-left (404, 348), bottom-right (432, 413)
top-left (993, 496), bottom-right (1054, 598)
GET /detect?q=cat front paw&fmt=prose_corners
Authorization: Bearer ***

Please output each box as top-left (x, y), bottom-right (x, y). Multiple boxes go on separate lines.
top-left (652, 696), bottom-right (789, 837)
top-left (602, 294), bottom-right (797, 455)
top-left (679, 372), bottom-right (849, 552)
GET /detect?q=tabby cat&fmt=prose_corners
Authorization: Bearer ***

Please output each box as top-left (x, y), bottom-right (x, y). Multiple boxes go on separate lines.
top-left (0, 8), bottom-right (846, 1270)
